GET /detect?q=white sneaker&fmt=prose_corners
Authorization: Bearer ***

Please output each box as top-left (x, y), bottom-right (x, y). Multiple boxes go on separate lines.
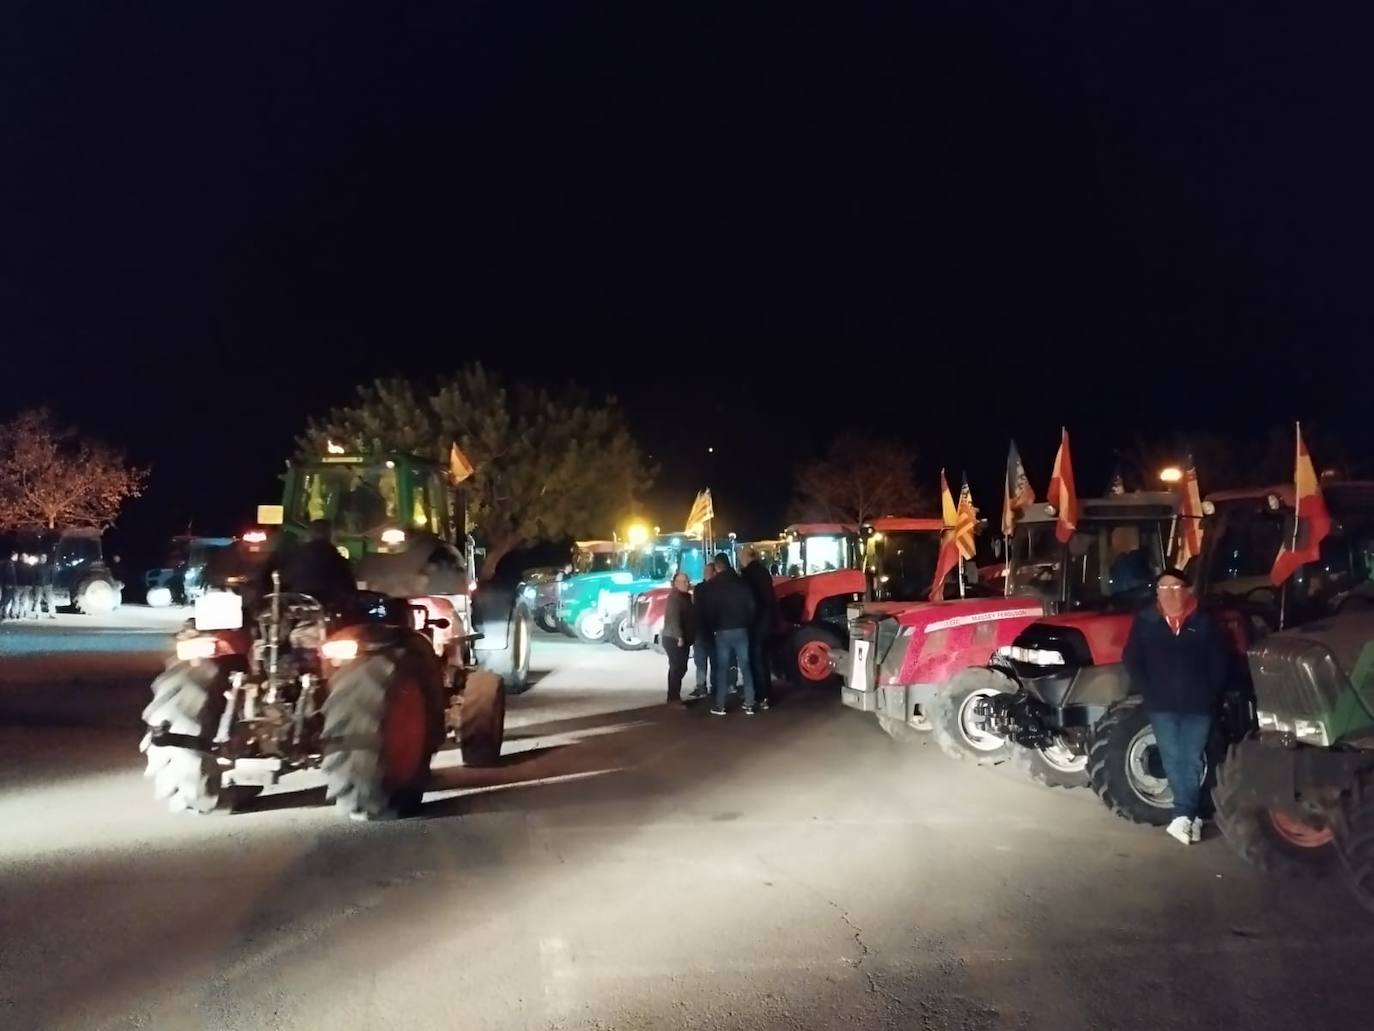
top-left (1166, 816), bottom-right (1193, 846)
top-left (1190, 818), bottom-right (1204, 843)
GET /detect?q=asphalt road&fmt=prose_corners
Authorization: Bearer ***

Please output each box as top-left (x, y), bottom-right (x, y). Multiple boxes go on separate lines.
top-left (2, 626), bottom-right (1372, 1030)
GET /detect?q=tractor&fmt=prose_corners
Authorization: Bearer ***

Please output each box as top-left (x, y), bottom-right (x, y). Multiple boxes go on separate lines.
top-left (557, 532), bottom-right (707, 647)
top-left (772, 522), bottom-right (863, 687)
top-left (839, 507), bottom-right (1058, 747)
top-left (140, 449), bottom-right (533, 819)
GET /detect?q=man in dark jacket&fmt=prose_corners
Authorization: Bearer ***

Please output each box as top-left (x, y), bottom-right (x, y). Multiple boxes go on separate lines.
top-left (1122, 567), bottom-right (1229, 846)
top-left (690, 563), bottom-right (718, 699)
top-left (0, 551), bottom-right (17, 620)
top-left (700, 553), bottom-right (756, 715)
top-left (36, 553), bottom-right (57, 618)
top-left (661, 571), bottom-right (696, 704)
top-left (740, 546), bottom-right (779, 709)
top-left (16, 551), bottom-right (37, 619)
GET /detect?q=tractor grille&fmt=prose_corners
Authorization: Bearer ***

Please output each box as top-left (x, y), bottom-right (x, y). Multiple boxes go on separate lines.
top-left (1248, 635), bottom-right (1347, 723)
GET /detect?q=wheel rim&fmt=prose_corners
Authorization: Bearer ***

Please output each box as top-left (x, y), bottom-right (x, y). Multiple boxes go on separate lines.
top-left (577, 611), bottom-right (605, 640)
top-left (1039, 741), bottom-right (1087, 773)
top-left (514, 615), bottom-right (530, 674)
top-left (797, 640), bottom-right (831, 681)
top-left (382, 676), bottom-right (428, 790)
top-left (83, 579), bottom-right (115, 613)
top-left (1266, 809), bottom-right (1334, 848)
top-left (617, 617), bottom-right (640, 646)
top-left (1124, 727), bottom-right (1173, 808)
top-left (957, 688), bottom-right (1006, 752)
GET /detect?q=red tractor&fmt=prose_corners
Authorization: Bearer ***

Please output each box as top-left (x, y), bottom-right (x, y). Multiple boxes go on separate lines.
top-left (839, 505), bottom-right (1059, 743)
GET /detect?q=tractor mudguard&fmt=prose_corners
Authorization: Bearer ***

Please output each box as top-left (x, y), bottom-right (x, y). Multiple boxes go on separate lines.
top-left (1222, 736), bottom-right (1374, 810)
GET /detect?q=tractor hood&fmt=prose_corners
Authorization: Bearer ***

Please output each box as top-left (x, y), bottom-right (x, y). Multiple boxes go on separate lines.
top-left (1027, 610), bottom-right (1136, 666)
top-left (864, 596), bottom-right (1047, 631)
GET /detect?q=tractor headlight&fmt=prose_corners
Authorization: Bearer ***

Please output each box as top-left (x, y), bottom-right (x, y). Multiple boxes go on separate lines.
top-left (1005, 645), bottom-right (1065, 666)
top-left (381, 528), bottom-right (406, 545)
top-left (522, 585), bottom-right (537, 601)
top-left (1256, 710), bottom-right (1294, 734)
top-left (321, 638), bottom-right (360, 664)
top-left (1293, 719), bottom-right (1329, 747)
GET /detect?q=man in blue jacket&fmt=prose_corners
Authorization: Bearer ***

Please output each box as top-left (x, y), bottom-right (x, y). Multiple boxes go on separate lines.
top-left (1123, 567), bottom-right (1229, 846)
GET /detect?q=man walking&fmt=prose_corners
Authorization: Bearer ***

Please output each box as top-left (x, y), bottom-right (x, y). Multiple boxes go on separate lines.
top-left (700, 553), bottom-right (756, 715)
top-left (0, 550), bottom-right (17, 620)
top-left (661, 571), bottom-right (696, 704)
top-left (16, 551), bottom-right (37, 619)
top-left (740, 545), bottom-right (779, 710)
top-left (1122, 568), bottom-right (1228, 846)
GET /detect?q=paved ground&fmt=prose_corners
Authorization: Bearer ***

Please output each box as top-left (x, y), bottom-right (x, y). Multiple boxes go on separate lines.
top-left (2, 625), bottom-right (1372, 1030)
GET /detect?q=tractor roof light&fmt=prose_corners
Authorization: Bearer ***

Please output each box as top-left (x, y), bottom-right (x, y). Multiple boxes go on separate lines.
top-left (1158, 466), bottom-right (1183, 484)
top-left (243, 529), bottom-right (268, 544)
top-left (381, 528), bottom-right (407, 545)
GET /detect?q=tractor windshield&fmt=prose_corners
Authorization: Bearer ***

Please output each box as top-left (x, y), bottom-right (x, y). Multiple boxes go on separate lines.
top-left (1064, 519), bottom-right (1171, 610)
top-left (1202, 505), bottom-right (1287, 596)
top-left (1004, 522), bottom-right (1061, 597)
top-left (868, 531), bottom-right (942, 601)
top-left (293, 465), bottom-right (400, 535)
top-left (785, 535), bottom-right (856, 577)
top-left (573, 548), bottom-right (625, 574)
top-left (629, 546), bottom-right (676, 582)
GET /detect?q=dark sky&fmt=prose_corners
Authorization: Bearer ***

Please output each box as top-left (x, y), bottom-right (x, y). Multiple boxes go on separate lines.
top-left (2, 5), bottom-right (1371, 558)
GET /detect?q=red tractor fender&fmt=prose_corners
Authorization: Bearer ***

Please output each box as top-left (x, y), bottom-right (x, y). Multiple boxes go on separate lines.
top-left (881, 598), bottom-right (1048, 687)
top-left (1033, 611), bottom-right (1136, 664)
top-left (774, 568), bottom-right (866, 625)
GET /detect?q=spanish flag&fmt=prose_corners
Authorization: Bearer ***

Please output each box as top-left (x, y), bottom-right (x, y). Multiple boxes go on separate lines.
top-left (1175, 450), bottom-right (1205, 570)
top-left (1047, 427), bottom-right (1078, 544)
top-left (1270, 424), bottom-right (1332, 586)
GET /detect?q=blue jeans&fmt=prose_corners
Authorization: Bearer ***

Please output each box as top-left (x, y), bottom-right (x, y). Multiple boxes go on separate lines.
top-left (714, 628), bottom-right (755, 708)
top-left (1148, 711), bottom-right (1212, 820)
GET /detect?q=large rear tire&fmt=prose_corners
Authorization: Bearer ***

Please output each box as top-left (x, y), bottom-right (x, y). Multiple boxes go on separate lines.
top-left (321, 645), bottom-right (443, 820)
top-left (610, 612), bottom-right (648, 651)
top-left (78, 575), bottom-right (119, 615)
top-left (1335, 773), bottom-right (1374, 915)
top-left (927, 668), bottom-right (1014, 764)
top-left (1008, 740), bottom-right (1089, 789)
top-left (458, 670), bottom-right (506, 767)
top-left (785, 625), bottom-right (843, 688)
top-left (1213, 741), bottom-right (1337, 877)
top-left (1088, 697), bottom-right (1201, 826)
top-left (141, 660), bottom-right (229, 815)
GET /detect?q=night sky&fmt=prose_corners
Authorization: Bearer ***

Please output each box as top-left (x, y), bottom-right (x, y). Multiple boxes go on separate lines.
top-left (3, 5), bottom-right (1371, 565)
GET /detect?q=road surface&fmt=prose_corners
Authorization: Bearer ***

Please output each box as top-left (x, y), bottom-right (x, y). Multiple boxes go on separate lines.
top-left (1, 626), bottom-right (1371, 1030)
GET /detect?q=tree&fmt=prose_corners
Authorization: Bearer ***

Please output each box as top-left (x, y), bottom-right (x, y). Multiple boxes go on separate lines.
top-left (788, 432), bottom-right (928, 526)
top-left (1118, 425), bottom-right (1359, 493)
top-left (299, 365), bottom-right (654, 578)
top-left (0, 408), bottom-right (149, 530)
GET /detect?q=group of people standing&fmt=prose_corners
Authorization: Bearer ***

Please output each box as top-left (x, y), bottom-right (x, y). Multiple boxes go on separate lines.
top-left (1, 550), bottom-right (58, 621)
top-left (661, 546), bottom-right (779, 716)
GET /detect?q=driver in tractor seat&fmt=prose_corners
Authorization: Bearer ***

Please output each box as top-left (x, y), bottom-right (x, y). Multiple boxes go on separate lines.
top-left (277, 520), bottom-right (358, 609)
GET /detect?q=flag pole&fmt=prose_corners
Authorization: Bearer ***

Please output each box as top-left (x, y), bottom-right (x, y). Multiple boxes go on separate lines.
top-left (958, 554), bottom-right (966, 599)
top-left (1278, 423), bottom-right (1302, 630)
top-left (1003, 531), bottom-right (1011, 597)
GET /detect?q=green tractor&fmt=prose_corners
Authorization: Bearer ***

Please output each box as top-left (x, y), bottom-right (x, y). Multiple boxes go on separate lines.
top-left (140, 449), bottom-right (533, 820)
top-left (556, 533), bottom-right (708, 647)
top-left (1212, 610), bottom-right (1374, 911)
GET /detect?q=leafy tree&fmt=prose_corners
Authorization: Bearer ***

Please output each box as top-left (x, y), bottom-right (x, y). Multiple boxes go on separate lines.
top-left (1118, 425), bottom-right (1359, 493)
top-left (300, 365), bottom-right (654, 578)
top-left (0, 408), bottom-right (149, 530)
top-left (788, 432), bottom-right (928, 526)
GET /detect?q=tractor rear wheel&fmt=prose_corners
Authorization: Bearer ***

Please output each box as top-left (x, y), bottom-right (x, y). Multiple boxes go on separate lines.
top-left (1088, 697), bottom-right (1210, 826)
top-left (927, 668), bottom-right (1014, 764)
top-left (78, 575), bottom-right (120, 615)
top-left (458, 670), bottom-right (506, 767)
top-left (321, 646), bottom-right (443, 820)
top-left (609, 612), bottom-right (647, 651)
top-left (785, 625), bottom-right (843, 688)
top-left (141, 660), bottom-right (230, 815)
top-left (1213, 741), bottom-right (1336, 877)
top-left (536, 605), bottom-right (560, 634)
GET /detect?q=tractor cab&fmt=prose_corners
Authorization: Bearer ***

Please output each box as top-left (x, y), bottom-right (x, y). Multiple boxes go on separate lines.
top-left (780, 523), bottom-right (859, 578)
top-left (281, 452), bottom-right (454, 560)
top-left (571, 539), bottom-right (629, 575)
top-left (859, 517), bottom-right (946, 602)
top-left (1199, 481), bottom-right (1374, 629)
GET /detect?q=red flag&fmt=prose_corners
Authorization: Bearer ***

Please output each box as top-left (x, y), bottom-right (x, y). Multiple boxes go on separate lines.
top-left (929, 470), bottom-right (962, 600)
top-left (1047, 428), bottom-right (1078, 544)
top-left (1270, 424), bottom-right (1332, 585)
top-left (1175, 451), bottom-right (1204, 569)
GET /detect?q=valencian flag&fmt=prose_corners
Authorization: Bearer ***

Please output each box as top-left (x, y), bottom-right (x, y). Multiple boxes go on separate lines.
top-left (685, 489), bottom-right (714, 534)
top-left (1175, 450), bottom-right (1205, 569)
top-left (929, 471), bottom-right (976, 600)
top-left (1270, 424), bottom-right (1332, 585)
top-left (1047, 427), bottom-right (1079, 544)
top-left (1001, 440), bottom-right (1035, 536)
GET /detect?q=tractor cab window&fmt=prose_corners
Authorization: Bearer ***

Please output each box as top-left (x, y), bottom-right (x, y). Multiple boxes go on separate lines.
top-left (868, 531), bottom-right (942, 601)
top-left (55, 534), bottom-right (99, 568)
top-left (574, 548), bottom-right (625, 574)
top-left (411, 472), bottom-right (447, 535)
top-left (1203, 507), bottom-right (1288, 595)
top-left (295, 465), bottom-right (400, 535)
top-left (1005, 522), bottom-right (1061, 596)
top-left (786, 534), bottom-right (855, 577)
top-left (1065, 520), bottom-right (1169, 610)
top-left (630, 547), bottom-right (675, 582)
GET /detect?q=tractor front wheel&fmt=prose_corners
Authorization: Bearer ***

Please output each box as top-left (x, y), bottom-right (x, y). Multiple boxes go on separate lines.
top-left (1212, 741), bottom-right (1336, 877)
top-left (574, 609), bottom-right (607, 643)
top-left (927, 668), bottom-right (1014, 764)
top-left (458, 670), bottom-right (506, 767)
top-left (609, 613), bottom-right (647, 652)
top-left (141, 660), bottom-right (230, 815)
top-left (785, 626), bottom-right (842, 688)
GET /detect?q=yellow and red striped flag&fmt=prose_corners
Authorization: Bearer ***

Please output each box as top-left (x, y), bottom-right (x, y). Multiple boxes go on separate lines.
top-left (1174, 451), bottom-right (1204, 569)
top-left (1047, 428), bottom-right (1078, 544)
top-left (1270, 424), bottom-right (1332, 585)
